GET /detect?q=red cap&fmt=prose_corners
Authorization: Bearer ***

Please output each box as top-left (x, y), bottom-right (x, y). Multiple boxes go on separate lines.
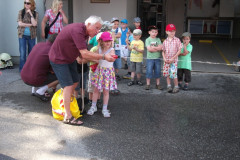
top-left (166, 24), bottom-right (176, 31)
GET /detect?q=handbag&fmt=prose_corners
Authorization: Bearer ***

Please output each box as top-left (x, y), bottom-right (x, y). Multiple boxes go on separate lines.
top-left (44, 12), bottom-right (60, 39)
top-left (51, 89), bottom-right (82, 121)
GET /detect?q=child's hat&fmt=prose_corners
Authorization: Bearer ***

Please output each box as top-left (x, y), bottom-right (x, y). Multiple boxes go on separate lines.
top-left (133, 29), bottom-right (142, 36)
top-left (166, 24), bottom-right (176, 31)
top-left (133, 17), bottom-right (141, 23)
top-left (128, 26), bottom-right (134, 33)
top-left (96, 32), bottom-right (103, 41)
top-left (100, 32), bottom-right (112, 41)
top-left (182, 32), bottom-right (191, 38)
top-left (100, 21), bottom-right (113, 32)
top-left (111, 17), bottom-right (119, 23)
top-left (120, 19), bottom-right (128, 24)
top-left (148, 25), bottom-right (158, 31)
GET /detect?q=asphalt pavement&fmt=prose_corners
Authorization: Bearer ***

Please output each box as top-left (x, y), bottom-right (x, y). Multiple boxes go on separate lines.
top-left (0, 65), bottom-right (240, 160)
top-left (0, 39), bottom-right (240, 160)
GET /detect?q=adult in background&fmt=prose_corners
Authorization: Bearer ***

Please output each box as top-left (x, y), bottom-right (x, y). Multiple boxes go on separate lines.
top-left (41, 0), bottom-right (68, 39)
top-left (17, 0), bottom-right (38, 72)
top-left (21, 34), bottom-right (59, 102)
top-left (49, 15), bottom-right (116, 125)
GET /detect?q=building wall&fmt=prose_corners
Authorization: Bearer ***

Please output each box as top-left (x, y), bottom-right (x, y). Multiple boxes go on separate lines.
top-left (187, 0), bottom-right (219, 17)
top-left (126, 0), bottom-right (137, 25)
top-left (166, 0), bottom-right (185, 37)
top-left (73, 0), bottom-right (137, 24)
top-left (235, 0), bottom-right (240, 17)
top-left (0, 0), bottom-right (24, 58)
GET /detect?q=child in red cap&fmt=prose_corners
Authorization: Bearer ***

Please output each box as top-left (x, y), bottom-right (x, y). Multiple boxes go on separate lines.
top-left (162, 24), bottom-right (183, 93)
top-left (88, 32), bottom-right (117, 118)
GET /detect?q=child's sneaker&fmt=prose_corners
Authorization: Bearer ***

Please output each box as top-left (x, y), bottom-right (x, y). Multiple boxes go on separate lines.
top-left (86, 100), bottom-right (92, 108)
top-left (136, 80), bottom-right (143, 86)
top-left (156, 84), bottom-right (163, 90)
top-left (178, 83), bottom-right (182, 89)
top-left (167, 86), bottom-right (173, 93)
top-left (128, 81), bottom-right (135, 86)
top-left (183, 84), bottom-right (188, 90)
top-left (172, 87), bottom-right (179, 93)
top-left (145, 85), bottom-right (150, 90)
top-left (124, 64), bottom-right (128, 70)
top-left (123, 73), bottom-right (131, 79)
top-left (87, 106), bottom-right (97, 115)
top-left (97, 100), bottom-right (102, 109)
top-left (116, 74), bottom-right (121, 81)
top-left (102, 109), bottom-right (111, 118)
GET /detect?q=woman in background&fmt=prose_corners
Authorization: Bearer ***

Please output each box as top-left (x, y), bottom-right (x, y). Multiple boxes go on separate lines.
top-left (41, 0), bottom-right (68, 39)
top-left (17, 0), bottom-right (38, 72)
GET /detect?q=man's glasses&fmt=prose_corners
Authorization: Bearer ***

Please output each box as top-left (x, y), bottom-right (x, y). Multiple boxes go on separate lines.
top-left (24, 2), bottom-right (31, 5)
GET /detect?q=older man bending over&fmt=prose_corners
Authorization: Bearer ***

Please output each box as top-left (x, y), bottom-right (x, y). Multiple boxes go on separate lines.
top-left (49, 15), bottom-right (115, 125)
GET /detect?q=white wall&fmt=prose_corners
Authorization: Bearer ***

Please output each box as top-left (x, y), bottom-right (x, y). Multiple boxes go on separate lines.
top-left (0, 0), bottom-right (23, 57)
top-left (73, 0), bottom-right (137, 23)
top-left (0, 0), bottom-right (4, 55)
top-left (187, 0), bottom-right (219, 17)
top-left (219, 0), bottom-right (234, 17)
top-left (126, 0), bottom-right (137, 25)
top-left (166, 0), bottom-right (185, 37)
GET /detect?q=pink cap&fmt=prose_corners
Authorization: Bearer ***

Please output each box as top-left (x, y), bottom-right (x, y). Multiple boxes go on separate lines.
top-left (100, 32), bottom-right (112, 41)
top-left (166, 24), bottom-right (176, 31)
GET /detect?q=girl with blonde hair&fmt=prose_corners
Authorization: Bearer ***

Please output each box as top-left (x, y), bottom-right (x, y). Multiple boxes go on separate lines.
top-left (41, 0), bottom-right (68, 39)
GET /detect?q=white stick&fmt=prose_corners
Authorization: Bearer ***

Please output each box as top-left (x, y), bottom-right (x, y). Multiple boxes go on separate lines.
top-left (81, 64), bottom-right (84, 113)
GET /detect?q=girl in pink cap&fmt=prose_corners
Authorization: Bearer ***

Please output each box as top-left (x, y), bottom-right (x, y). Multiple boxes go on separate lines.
top-left (87, 32), bottom-right (117, 117)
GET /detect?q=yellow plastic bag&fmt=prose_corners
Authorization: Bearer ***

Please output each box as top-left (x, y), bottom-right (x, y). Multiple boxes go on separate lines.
top-left (51, 89), bottom-right (82, 121)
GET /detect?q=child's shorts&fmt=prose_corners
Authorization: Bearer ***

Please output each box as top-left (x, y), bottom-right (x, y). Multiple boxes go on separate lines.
top-left (75, 71), bottom-right (88, 91)
top-left (113, 50), bottom-right (122, 69)
top-left (146, 59), bottom-right (161, 79)
top-left (163, 62), bottom-right (178, 79)
top-left (127, 50), bottom-right (131, 66)
top-left (87, 71), bottom-right (95, 93)
top-left (130, 62), bottom-right (142, 74)
top-left (177, 69), bottom-right (191, 83)
top-left (121, 45), bottom-right (129, 58)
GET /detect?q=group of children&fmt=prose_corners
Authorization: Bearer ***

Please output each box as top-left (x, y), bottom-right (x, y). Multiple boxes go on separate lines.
top-left (78, 17), bottom-right (193, 118)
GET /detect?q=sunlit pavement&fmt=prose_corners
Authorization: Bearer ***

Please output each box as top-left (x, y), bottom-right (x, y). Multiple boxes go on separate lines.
top-left (0, 39), bottom-right (240, 160)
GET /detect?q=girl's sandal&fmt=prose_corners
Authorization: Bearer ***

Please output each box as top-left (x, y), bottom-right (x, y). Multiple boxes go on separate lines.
top-left (63, 116), bottom-right (83, 126)
top-left (110, 90), bottom-right (115, 95)
top-left (114, 89), bottom-right (120, 95)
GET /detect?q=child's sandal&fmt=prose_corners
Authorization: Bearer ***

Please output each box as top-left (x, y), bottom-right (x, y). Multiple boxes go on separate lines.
top-left (127, 81), bottom-right (134, 86)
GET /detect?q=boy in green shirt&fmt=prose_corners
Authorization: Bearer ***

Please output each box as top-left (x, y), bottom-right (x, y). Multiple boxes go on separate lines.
top-left (145, 25), bottom-right (163, 90)
top-left (177, 32), bottom-right (193, 90)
